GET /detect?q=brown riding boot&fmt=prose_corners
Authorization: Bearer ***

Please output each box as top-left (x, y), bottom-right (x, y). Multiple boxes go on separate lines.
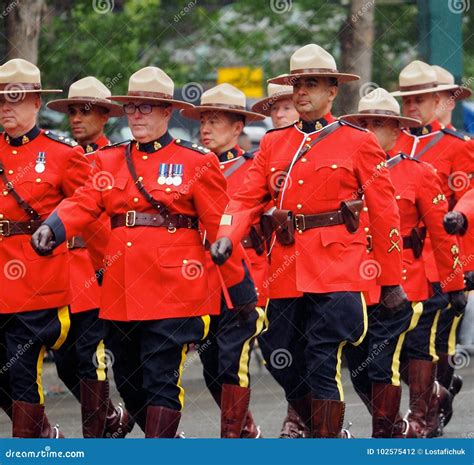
top-left (436, 353), bottom-right (454, 390)
top-left (104, 399), bottom-right (135, 438)
top-left (426, 381), bottom-right (452, 437)
top-left (41, 413), bottom-right (64, 438)
top-left (279, 403), bottom-right (309, 438)
top-left (241, 409), bottom-right (262, 438)
top-left (311, 399), bottom-right (346, 438)
top-left (406, 359), bottom-right (436, 438)
top-left (220, 384), bottom-right (251, 438)
top-left (392, 413), bottom-right (417, 438)
top-left (12, 401), bottom-right (44, 437)
top-left (145, 405), bottom-right (181, 438)
top-left (80, 379), bottom-right (109, 438)
top-left (371, 383), bottom-right (401, 438)
top-left (288, 393), bottom-right (312, 432)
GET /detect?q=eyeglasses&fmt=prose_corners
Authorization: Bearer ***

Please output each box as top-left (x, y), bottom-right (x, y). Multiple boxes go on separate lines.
top-left (123, 103), bottom-right (167, 115)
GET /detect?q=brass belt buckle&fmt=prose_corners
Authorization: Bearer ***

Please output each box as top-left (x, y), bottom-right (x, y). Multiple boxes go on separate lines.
top-left (125, 211), bottom-right (136, 227)
top-left (0, 220), bottom-right (11, 237)
top-left (294, 214), bottom-right (306, 232)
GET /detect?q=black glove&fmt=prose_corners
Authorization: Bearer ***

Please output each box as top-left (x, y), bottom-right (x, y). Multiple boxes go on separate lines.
top-left (465, 271), bottom-right (474, 291)
top-left (30, 225), bottom-right (56, 256)
top-left (379, 285), bottom-right (408, 316)
top-left (210, 237), bottom-right (233, 265)
top-left (443, 211), bottom-right (467, 235)
top-left (448, 290), bottom-right (467, 316)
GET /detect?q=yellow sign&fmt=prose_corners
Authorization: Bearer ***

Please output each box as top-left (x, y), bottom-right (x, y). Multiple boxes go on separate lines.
top-left (217, 67), bottom-right (264, 98)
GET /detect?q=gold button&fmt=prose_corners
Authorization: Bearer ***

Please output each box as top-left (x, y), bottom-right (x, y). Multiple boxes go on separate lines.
top-left (176, 139), bottom-right (181, 143)
top-left (306, 137), bottom-right (311, 142)
top-left (126, 242), bottom-right (132, 247)
top-left (402, 269), bottom-right (407, 274)
top-left (331, 164), bottom-right (338, 169)
top-left (298, 180), bottom-right (304, 185)
top-left (8, 170), bottom-right (13, 175)
top-left (142, 155), bottom-right (148, 160)
top-left (107, 185), bottom-right (113, 190)
top-left (402, 276), bottom-right (407, 281)
top-left (363, 207), bottom-right (368, 212)
top-left (35, 178), bottom-right (41, 183)
top-left (301, 157), bottom-right (307, 163)
top-left (12, 150), bottom-right (17, 155)
top-left (395, 195), bottom-right (401, 200)
top-left (133, 197), bottom-right (139, 203)
top-left (0, 214), bottom-right (3, 219)
top-left (296, 204), bottom-right (302, 210)
top-left (3, 191), bottom-right (8, 196)
top-left (192, 144), bottom-right (197, 148)
top-left (270, 167), bottom-right (276, 172)
top-left (220, 165), bottom-right (225, 170)
top-left (138, 176), bottom-right (143, 182)
top-left (165, 187), bottom-right (171, 193)
top-left (298, 230), bottom-right (303, 234)
top-left (364, 227), bottom-right (369, 232)
top-left (183, 259), bottom-right (188, 264)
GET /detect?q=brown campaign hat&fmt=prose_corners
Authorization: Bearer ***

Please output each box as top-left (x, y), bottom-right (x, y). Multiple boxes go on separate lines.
top-left (251, 82), bottom-right (294, 116)
top-left (432, 65), bottom-right (472, 101)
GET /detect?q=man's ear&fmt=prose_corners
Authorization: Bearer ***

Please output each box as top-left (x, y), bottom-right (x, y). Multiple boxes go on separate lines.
top-left (328, 85), bottom-right (338, 102)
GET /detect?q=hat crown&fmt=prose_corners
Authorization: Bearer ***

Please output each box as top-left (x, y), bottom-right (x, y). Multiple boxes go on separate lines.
top-left (68, 76), bottom-right (111, 100)
top-left (201, 83), bottom-right (246, 108)
top-left (432, 65), bottom-right (455, 85)
top-left (290, 44), bottom-right (337, 72)
top-left (358, 88), bottom-right (400, 114)
top-left (0, 58), bottom-right (41, 85)
top-left (399, 60), bottom-right (437, 88)
top-left (128, 67), bottom-right (174, 96)
top-left (267, 83), bottom-right (293, 98)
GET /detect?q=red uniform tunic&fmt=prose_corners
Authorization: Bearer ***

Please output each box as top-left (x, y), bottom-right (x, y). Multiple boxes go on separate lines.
top-left (0, 127), bottom-right (90, 313)
top-left (67, 135), bottom-right (111, 313)
top-left (363, 154), bottom-right (464, 305)
top-left (390, 120), bottom-right (474, 284)
top-left (217, 114), bottom-right (403, 298)
top-left (45, 133), bottom-right (249, 321)
top-left (217, 146), bottom-right (269, 306)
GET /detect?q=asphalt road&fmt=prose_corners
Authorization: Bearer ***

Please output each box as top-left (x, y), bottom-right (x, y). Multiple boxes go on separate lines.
top-left (1, 349), bottom-right (472, 439)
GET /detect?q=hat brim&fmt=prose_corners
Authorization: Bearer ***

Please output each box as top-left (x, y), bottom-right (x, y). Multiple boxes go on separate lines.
top-left (391, 86), bottom-right (441, 97)
top-left (108, 95), bottom-right (194, 110)
top-left (180, 105), bottom-right (266, 122)
top-left (0, 89), bottom-right (62, 95)
top-left (268, 72), bottom-right (360, 85)
top-left (251, 92), bottom-right (294, 116)
top-left (47, 98), bottom-right (124, 117)
top-left (340, 113), bottom-right (421, 128)
top-left (436, 84), bottom-right (472, 100)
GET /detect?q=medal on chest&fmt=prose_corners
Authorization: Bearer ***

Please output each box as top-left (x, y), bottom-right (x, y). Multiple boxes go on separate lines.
top-left (157, 163), bottom-right (168, 185)
top-left (172, 164), bottom-right (183, 186)
top-left (35, 152), bottom-right (46, 173)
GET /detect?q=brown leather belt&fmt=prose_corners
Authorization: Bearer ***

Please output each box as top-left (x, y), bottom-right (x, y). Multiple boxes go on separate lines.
top-left (0, 219), bottom-right (42, 237)
top-left (110, 211), bottom-right (198, 231)
top-left (241, 234), bottom-right (253, 249)
top-left (294, 210), bottom-right (344, 232)
top-left (67, 236), bottom-right (87, 249)
top-left (402, 236), bottom-right (414, 250)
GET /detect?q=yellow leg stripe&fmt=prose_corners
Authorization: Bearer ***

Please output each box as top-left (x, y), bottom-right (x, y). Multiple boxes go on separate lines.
top-left (201, 315), bottom-right (211, 340)
top-left (36, 346), bottom-right (46, 405)
top-left (237, 306), bottom-right (266, 388)
top-left (51, 305), bottom-right (71, 350)
top-left (447, 315), bottom-right (462, 355)
top-left (390, 301), bottom-right (423, 386)
top-left (262, 298), bottom-right (270, 334)
top-left (176, 344), bottom-right (189, 411)
top-left (335, 341), bottom-right (347, 401)
top-left (95, 340), bottom-right (107, 382)
top-left (353, 292), bottom-right (368, 347)
top-left (429, 309), bottom-right (442, 363)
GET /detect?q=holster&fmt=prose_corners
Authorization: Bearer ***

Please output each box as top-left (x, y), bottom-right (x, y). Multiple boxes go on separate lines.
top-left (249, 224), bottom-right (265, 256)
top-left (340, 199), bottom-right (363, 234)
top-left (272, 209), bottom-right (295, 245)
top-left (410, 227), bottom-right (426, 259)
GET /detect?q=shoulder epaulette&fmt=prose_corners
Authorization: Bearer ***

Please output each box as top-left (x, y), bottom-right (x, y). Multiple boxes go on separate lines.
top-left (441, 127), bottom-right (471, 141)
top-left (174, 138), bottom-right (210, 154)
top-left (99, 140), bottom-right (130, 150)
top-left (43, 130), bottom-right (79, 147)
top-left (339, 119), bottom-right (368, 132)
top-left (266, 122), bottom-right (295, 134)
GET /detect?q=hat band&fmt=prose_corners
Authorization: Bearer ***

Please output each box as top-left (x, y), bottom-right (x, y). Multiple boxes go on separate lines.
top-left (359, 109), bottom-right (400, 117)
top-left (290, 68), bottom-right (339, 75)
top-left (199, 102), bottom-right (246, 111)
top-left (0, 83), bottom-right (41, 91)
top-left (399, 81), bottom-right (438, 92)
top-left (127, 91), bottom-right (173, 99)
top-left (68, 96), bottom-right (108, 101)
